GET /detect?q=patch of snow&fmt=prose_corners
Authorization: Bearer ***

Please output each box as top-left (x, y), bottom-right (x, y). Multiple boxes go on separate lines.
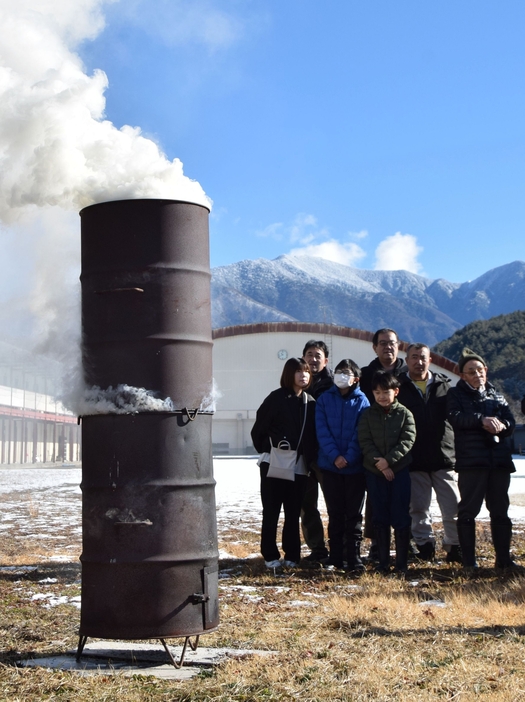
top-left (2, 456), bottom-right (525, 558)
top-left (30, 593), bottom-right (81, 608)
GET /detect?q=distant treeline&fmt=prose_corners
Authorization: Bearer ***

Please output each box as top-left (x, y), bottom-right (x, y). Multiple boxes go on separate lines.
top-left (433, 310), bottom-right (525, 417)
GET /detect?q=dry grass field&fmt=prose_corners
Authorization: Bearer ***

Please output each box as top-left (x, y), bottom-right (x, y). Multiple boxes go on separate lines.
top-left (2, 510), bottom-right (525, 702)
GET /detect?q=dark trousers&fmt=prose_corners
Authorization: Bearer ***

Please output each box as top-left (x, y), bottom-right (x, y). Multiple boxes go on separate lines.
top-left (365, 467), bottom-right (411, 529)
top-left (457, 470), bottom-right (511, 526)
top-left (260, 462), bottom-right (308, 562)
top-left (300, 462), bottom-right (328, 557)
top-left (322, 470), bottom-right (366, 565)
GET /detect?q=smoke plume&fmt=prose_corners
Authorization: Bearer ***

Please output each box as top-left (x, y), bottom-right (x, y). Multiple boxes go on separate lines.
top-left (0, 0), bottom-right (210, 220)
top-left (0, 1), bottom-right (212, 414)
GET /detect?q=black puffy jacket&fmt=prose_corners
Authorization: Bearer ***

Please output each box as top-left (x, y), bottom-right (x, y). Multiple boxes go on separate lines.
top-left (397, 372), bottom-right (455, 472)
top-left (308, 366), bottom-right (334, 400)
top-left (360, 357), bottom-right (408, 404)
top-left (447, 379), bottom-right (515, 473)
top-left (251, 387), bottom-right (317, 467)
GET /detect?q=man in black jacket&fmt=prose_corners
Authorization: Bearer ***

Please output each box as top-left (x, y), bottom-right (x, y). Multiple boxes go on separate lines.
top-left (360, 328), bottom-right (408, 403)
top-left (300, 340), bottom-right (333, 562)
top-left (398, 343), bottom-right (460, 563)
top-left (447, 348), bottom-right (518, 571)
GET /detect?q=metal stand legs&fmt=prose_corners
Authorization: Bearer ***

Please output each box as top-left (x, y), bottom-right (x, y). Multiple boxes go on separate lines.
top-left (75, 634), bottom-right (201, 669)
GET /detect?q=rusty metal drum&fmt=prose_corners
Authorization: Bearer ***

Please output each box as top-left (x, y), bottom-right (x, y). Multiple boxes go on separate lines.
top-left (80, 198), bottom-right (212, 408)
top-left (79, 199), bottom-right (218, 639)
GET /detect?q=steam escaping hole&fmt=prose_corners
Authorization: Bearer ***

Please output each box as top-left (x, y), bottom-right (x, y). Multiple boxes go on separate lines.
top-left (78, 381), bottom-right (221, 415)
top-left (80, 384), bottom-right (175, 415)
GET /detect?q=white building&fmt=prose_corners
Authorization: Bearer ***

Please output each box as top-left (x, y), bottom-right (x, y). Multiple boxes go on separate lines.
top-left (212, 322), bottom-right (460, 455)
top-left (0, 342), bottom-right (81, 465)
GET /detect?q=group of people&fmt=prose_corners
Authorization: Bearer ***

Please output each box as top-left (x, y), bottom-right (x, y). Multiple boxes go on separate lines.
top-left (251, 329), bottom-right (520, 575)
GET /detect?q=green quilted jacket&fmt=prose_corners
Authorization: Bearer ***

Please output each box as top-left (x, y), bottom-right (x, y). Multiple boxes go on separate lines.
top-left (358, 400), bottom-right (416, 475)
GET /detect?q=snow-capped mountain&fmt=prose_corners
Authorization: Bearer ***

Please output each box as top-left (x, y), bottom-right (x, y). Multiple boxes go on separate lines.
top-left (211, 256), bottom-right (525, 345)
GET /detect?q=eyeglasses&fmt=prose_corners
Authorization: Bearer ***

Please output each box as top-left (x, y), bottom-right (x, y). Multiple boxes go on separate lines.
top-left (335, 370), bottom-right (354, 377)
top-left (463, 368), bottom-right (486, 377)
top-left (377, 340), bottom-right (398, 347)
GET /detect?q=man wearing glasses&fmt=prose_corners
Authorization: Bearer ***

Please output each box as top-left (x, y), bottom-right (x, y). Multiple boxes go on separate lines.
top-left (447, 348), bottom-right (519, 572)
top-left (360, 328), bottom-right (408, 403)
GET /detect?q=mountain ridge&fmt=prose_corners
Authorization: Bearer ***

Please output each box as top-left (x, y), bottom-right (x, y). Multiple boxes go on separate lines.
top-left (211, 256), bottom-right (525, 346)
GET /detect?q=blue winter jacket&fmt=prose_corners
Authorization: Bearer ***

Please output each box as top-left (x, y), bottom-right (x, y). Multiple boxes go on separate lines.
top-left (315, 384), bottom-right (370, 475)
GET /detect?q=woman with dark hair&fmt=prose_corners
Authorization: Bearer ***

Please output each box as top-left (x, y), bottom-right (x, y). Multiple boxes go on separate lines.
top-left (251, 357), bottom-right (317, 569)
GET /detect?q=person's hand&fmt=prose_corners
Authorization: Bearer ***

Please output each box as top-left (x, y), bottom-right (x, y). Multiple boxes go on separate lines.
top-left (375, 457), bottom-right (394, 481)
top-left (334, 455), bottom-right (348, 470)
top-left (482, 417), bottom-right (506, 434)
top-left (374, 457), bottom-right (389, 472)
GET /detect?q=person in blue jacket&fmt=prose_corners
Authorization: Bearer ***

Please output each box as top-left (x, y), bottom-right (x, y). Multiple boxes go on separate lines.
top-left (315, 358), bottom-right (370, 572)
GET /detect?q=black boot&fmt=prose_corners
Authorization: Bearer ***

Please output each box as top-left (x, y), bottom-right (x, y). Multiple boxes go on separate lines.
top-left (346, 541), bottom-right (365, 574)
top-left (491, 520), bottom-right (518, 570)
top-left (394, 527), bottom-right (411, 573)
top-left (375, 526), bottom-right (391, 574)
top-left (415, 541), bottom-right (436, 562)
top-left (457, 519), bottom-right (477, 569)
top-left (445, 545), bottom-right (463, 564)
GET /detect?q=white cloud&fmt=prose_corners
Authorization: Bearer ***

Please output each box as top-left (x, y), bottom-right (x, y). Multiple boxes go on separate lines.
top-left (374, 232), bottom-right (423, 274)
top-left (289, 213), bottom-right (326, 244)
top-left (257, 222), bottom-right (284, 240)
top-left (289, 240), bottom-right (366, 267)
top-left (115, 0), bottom-right (246, 52)
top-left (257, 213), bottom-right (368, 267)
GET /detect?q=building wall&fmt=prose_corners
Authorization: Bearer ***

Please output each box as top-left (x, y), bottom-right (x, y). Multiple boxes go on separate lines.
top-left (0, 382), bottom-right (81, 465)
top-left (211, 324), bottom-right (460, 455)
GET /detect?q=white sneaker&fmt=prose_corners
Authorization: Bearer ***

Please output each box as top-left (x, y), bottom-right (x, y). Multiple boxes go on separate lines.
top-left (265, 559), bottom-right (282, 569)
top-left (282, 560), bottom-right (297, 567)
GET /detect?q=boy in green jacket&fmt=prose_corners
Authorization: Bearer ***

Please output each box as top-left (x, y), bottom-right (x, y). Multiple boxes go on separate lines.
top-left (358, 371), bottom-right (416, 573)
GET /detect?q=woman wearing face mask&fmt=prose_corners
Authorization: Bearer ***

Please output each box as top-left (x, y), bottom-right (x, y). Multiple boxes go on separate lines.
top-left (315, 359), bottom-right (370, 572)
top-left (251, 357), bottom-right (318, 570)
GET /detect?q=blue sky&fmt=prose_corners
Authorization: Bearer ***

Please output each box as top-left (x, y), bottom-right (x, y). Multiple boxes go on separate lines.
top-left (0, 0), bottom-right (524, 325)
top-left (74, 0), bottom-right (525, 283)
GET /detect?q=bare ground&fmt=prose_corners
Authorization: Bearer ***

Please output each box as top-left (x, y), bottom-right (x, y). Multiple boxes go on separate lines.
top-left (2, 504), bottom-right (525, 701)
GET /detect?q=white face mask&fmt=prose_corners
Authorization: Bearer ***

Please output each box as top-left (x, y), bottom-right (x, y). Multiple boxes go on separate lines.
top-left (334, 373), bottom-right (353, 389)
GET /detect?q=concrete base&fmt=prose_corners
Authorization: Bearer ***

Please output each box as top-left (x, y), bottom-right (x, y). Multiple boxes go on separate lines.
top-left (20, 641), bottom-right (272, 681)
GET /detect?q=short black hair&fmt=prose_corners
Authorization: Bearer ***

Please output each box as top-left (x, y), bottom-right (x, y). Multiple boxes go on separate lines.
top-left (334, 358), bottom-right (361, 378)
top-left (280, 357), bottom-right (311, 391)
top-left (406, 343), bottom-right (430, 354)
top-left (372, 328), bottom-right (399, 346)
top-left (371, 370), bottom-right (400, 391)
top-left (302, 339), bottom-right (329, 358)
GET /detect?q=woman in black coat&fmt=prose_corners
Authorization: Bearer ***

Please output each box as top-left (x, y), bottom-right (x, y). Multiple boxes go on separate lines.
top-left (251, 357), bottom-right (317, 569)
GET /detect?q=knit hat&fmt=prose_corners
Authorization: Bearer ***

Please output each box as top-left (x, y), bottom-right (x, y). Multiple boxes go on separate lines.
top-left (458, 347), bottom-right (486, 373)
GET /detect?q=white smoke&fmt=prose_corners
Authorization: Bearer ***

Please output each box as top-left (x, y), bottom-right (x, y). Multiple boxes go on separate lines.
top-left (79, 385), bottom-right (176, 415)
top-left (199, 378), bottom-right (222, 413)
top-left (78, 382), bottom-right (220, 415)
top-left (0, 0), bottom-right (213, 413)
top-left (0, 0), bottom-right (211, 220)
